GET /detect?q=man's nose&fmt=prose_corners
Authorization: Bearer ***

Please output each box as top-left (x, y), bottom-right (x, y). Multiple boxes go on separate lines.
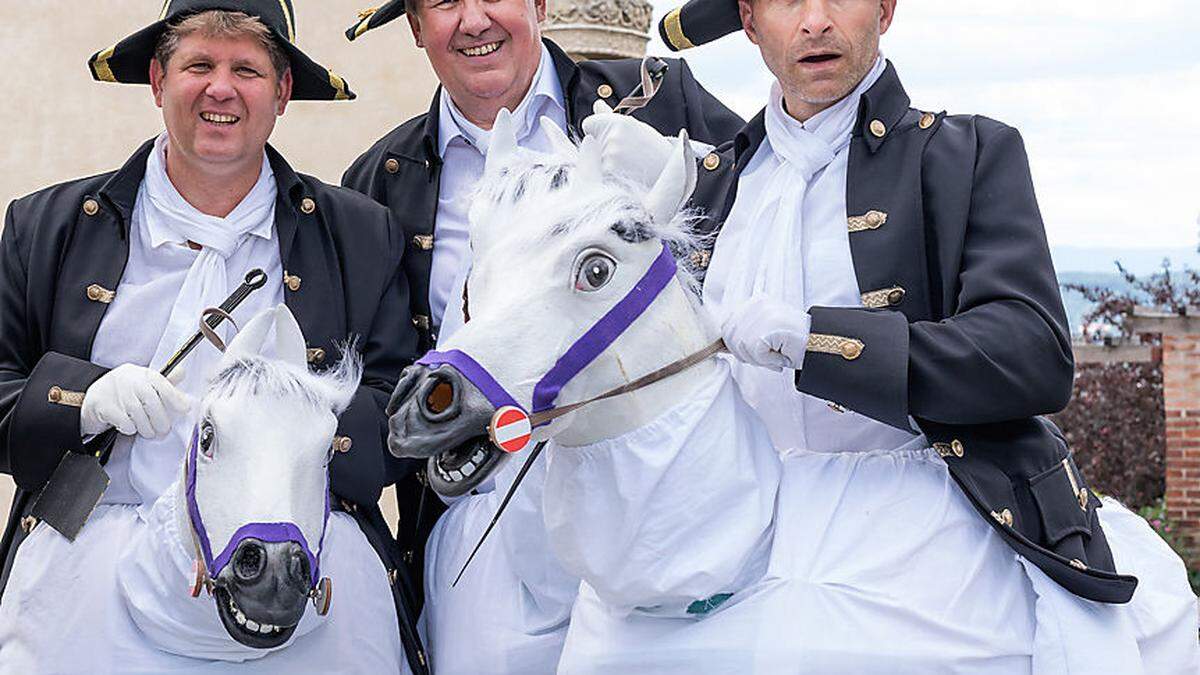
top-left (799, 0), bottom-right (834, 35)
top-left (458, 0), bottom-right (492, 36)
top-left (204, 69), bottom-right (238, 101)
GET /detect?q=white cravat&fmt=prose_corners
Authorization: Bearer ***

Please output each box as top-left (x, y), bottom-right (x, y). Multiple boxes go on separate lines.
top-left (706, 56), bottom-right (919, 454)
top-left (91, 134), bottom-right (283, 506)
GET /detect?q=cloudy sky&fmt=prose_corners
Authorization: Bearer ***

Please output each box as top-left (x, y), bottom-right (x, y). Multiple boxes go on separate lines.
top-left (645, 0), bottom-right (1200, 253)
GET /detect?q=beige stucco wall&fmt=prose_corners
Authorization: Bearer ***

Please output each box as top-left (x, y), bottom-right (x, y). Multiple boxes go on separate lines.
top-left (0, 1), bottom-right (440, 523)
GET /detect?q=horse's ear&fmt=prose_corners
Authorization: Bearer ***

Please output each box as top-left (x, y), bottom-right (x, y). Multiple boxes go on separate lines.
top-left (219, 306), bottom-right (275, 368)
top-left (483, 107), bottom-right (518, 176)
top-left (539, 116), bottom-right (577, 157)
top-left (576, 135), bottom-right (604, 186)
top-left (643, 130), bottom-right (697, 225)
top-left (272, 305), bottom-right (308, 368)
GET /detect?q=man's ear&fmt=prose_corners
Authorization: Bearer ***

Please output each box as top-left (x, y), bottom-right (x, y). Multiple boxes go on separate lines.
top-left (533, 0), bottom-right (547, 23)
top-left (879, 0), bottom-right (896, 35)
top-left (738, 0), bottom-right (759, 46)
top-left (407, 10), bottom-right (424, 48)
top-left (276, 67), bottom-right (293, 115)
top-left (149, 58), bottom-right (166, 108)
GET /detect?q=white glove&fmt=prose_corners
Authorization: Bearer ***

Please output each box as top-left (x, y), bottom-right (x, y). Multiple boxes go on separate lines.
top-left (720, 296), bottom-right (812, 372)
top-left (80, 365), bottom-right (193, 438)
top-left (582, 100), bottom-right (678, 187)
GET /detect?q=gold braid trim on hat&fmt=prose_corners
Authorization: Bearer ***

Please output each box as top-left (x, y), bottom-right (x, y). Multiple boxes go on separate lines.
top-left (328, 70), bottom-right (351, 100)
top-left (277, 0), bottom-right (296, 43)
top-left (663, 8), bottom-right (696, 50)
top-left (92, 46), bottom-right (117, 82)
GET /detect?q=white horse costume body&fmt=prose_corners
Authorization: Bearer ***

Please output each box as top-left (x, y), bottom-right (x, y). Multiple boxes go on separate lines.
top-left (389, 111), bottom-right (1200, 673)
top-left (0, 306), bottom-right (405, 673)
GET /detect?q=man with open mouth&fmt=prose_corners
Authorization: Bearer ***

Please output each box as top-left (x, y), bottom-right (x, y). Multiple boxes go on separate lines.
top-left (0, 1), bottom-right (426, 671)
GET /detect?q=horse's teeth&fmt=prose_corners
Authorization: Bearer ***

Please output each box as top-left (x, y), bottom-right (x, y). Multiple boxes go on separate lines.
top-left (245, 619), bottom-right (260, 632)
top-left (235, 609), bottom-right (247, 625)
top-left (460, 462), bottom-right (476, 477)
top-left (449, 469), bottom-right (463, 481)
top-left (258, 623), bottom-right (275, 634)
top-left (472, 449), bottom-right (486, 462)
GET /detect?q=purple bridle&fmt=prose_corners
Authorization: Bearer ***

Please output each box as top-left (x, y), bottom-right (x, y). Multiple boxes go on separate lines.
top-left (417, 242), bottom-right (678, 422)
top-left (184, 425), bottom-right (330, 589)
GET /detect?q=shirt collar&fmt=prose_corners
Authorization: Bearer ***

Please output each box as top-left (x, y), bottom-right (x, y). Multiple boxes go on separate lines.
top-left (437, 43), bottom-right (565, 157)
top-left (143, 133), bottom-right (276, 249)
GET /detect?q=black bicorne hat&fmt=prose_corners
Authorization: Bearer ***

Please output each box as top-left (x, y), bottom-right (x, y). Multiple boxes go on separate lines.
top-left (88, 0), bottom-right (355, 101)
top-left (658, 0), bottom-right (742, 51)
top-left (345, 1), bottom-right (408, 42)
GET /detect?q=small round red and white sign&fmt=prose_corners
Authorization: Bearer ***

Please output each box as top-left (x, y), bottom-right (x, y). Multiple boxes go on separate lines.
top-left (489, 406), bottom-right (532, 453)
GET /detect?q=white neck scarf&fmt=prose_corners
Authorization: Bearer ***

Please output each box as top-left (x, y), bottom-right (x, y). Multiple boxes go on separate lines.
top-left (719, 58), bottom-right (883, 308)
top-left (140, 133), bottom-right (277, 367)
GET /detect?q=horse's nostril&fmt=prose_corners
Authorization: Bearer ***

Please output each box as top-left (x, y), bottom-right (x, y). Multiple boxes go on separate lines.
top-left (427, 381), bottom-right (454, 414)
top-left (233, 541), bottom-right (267, 581)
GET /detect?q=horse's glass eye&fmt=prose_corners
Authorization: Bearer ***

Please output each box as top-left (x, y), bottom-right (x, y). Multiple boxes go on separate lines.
top-left (198, 421), bottom-right (215, 458)
top-left (575, 253), bottom-right (616, 292)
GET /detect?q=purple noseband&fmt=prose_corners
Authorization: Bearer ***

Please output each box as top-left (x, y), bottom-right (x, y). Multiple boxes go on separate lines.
top-left (417, 242), bottom-right (678, 423)
top-left (185, 426), bottom-right (329, 587)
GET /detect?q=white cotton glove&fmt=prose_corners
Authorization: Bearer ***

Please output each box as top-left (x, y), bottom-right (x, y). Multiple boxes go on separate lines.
top-left (582, 100), bottom-right (679, 187)
top-left (720, 296), bottom-right (812, 372)
top-left (80, 365), bottom-right (193, 438)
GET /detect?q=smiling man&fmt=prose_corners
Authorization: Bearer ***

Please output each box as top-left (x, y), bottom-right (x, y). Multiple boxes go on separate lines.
top-left (339, 0), bottom-right (742, 667)
top-left (0, 2), bottom-right (426, 671)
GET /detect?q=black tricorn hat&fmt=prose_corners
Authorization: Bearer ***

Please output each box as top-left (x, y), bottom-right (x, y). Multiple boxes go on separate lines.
top-left (88, 0), bottom-right (355, 101)
top-left (658, 0), bottom-right (743, 51)
top-left (345, 1), bottom-right (408, 42)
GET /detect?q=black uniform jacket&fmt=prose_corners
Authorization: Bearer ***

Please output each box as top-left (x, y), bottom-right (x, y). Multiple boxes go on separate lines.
top-left (0, 140), bottom-right (429, 673)
top-left (341, 37), bottom-right (744, 597)
top-left (689, 62), bottom-right (1137, 604)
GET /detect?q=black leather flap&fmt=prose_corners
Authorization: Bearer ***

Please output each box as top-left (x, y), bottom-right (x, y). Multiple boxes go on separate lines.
top-left (1029, 459), bottom-right (1092, 546)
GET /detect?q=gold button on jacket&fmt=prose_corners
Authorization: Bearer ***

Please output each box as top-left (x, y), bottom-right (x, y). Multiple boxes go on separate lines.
top-left (385, 158), bottom-right (400, 174)
top-left (869, 119), bottom-right (887, 138)
top-left (300, 197), bottom-right (316, 214)
top-left (597, 83), bottom-right (613, 99)
top-left (82, 199), bottom-right (100, 216)
top-left (702, 153), bottom-right (720, 171)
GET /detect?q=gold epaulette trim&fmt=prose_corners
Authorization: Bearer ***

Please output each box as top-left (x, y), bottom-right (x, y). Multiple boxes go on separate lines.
top-left (847, 210), bottom-right (887, 232)
top-left (861, 286), bottom-right (903, 309)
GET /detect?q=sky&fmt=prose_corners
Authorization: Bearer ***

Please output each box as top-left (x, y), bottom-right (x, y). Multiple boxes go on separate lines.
top-left (645, 0), bottom-right (1200, 253)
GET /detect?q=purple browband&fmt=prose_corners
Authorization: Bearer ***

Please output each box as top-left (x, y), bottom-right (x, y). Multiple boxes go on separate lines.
top-left (185, 426), bottom-right (328, 587)
top-left (418, 243), bottom-right (677, 422)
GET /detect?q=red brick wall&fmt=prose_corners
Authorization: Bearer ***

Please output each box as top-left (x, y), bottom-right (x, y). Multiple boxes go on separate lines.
top-left (1163, 334), bottom-right (1200, 563)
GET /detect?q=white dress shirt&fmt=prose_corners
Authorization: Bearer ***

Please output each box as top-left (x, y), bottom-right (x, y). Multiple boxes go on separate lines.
top-left (705, 56), bottom-right (921, 455)
top-left (430, 44), bottom-right (567, 338)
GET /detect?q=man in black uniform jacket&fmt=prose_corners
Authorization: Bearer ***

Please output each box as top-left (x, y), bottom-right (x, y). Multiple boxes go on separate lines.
top-left (341, 0), bottom-right (745, 600)
top-left (0, 2), bottom-right (427, 671)
top-left (655, 0), bottom-right (1138, 605)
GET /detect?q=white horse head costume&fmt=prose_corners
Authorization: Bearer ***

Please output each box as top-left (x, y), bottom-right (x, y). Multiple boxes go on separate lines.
top-left (387, 108), bottom-right (717, 492)
top-left (120, 305), bottom-right (360, 653)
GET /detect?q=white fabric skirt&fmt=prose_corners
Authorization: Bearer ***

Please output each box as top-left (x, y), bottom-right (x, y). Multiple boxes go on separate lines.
top-left (422, 447), bottom-right (578, 675)
top-left (559, 445), bottom-right (1200, 674)
top-left (0, 488), bottom-right (406, 674)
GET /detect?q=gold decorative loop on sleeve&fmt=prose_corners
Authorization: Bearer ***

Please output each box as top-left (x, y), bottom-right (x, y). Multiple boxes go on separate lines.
top-left (847, 210), bottom-right (887, 232)
top-left (806, 334), bottom-right (865, 361)
top-left (861, 286), bottom-right (905, 309)
top-left (662, 8), bottom-right (696, 51)
top-left (48, 385), bottom-right (85, 408)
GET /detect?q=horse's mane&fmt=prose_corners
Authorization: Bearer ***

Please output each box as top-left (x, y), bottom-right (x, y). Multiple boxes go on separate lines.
top-left (471, 145), bottom-right (709, 294)
top-left (206, 345), bottom-right (362, 415)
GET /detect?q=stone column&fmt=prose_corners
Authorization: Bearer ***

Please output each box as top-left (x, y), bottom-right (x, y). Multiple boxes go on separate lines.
top-left (1131, 307), bottom-right (1200, 563)
top-left (542, 0), bottom-right (654, 61)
